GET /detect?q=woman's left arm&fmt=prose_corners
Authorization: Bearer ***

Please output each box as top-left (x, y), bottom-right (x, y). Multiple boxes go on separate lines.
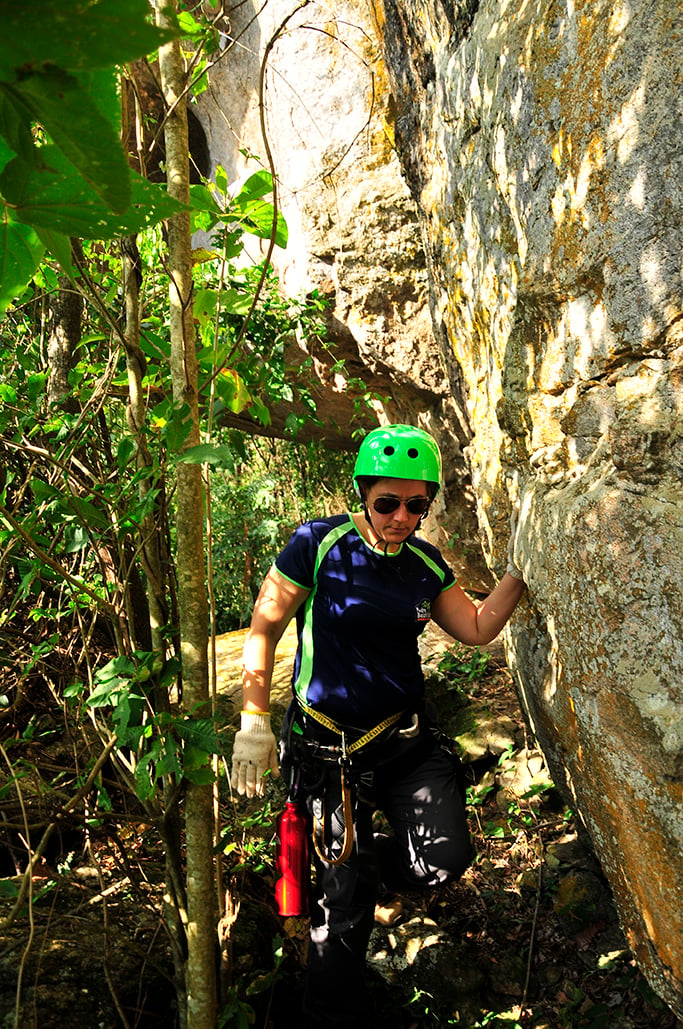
top-left (431, 573), bottom-right (526, 647)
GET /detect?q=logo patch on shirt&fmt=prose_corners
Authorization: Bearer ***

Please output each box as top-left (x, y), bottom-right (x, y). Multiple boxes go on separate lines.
top-left (415, 599), bottom-right (431, 622)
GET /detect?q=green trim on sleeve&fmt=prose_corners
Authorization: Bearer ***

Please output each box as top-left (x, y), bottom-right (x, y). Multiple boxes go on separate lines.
top-left (405, 540), bottom-right (446, 583)
top-left (274, 566), bottom-right (310, 590)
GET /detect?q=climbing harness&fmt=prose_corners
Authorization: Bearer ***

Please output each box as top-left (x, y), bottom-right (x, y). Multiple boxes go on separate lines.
top-left (295, 701), bottom-right (420, 866)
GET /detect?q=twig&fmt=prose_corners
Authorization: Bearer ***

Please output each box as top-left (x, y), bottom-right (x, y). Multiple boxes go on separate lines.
top-left (517, 853), bottom-right (543, 1022)
top-left (89, 837), bottom-right (133, 1029)
top-left (85, 877), bottom-right (132, 905)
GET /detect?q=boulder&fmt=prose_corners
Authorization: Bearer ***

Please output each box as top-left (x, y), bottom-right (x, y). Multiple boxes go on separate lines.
top-left (368, 915), bottom-right (485, 1022)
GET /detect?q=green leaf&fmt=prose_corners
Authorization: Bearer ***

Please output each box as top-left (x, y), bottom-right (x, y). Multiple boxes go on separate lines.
top-left (70, 495), bottom-right (110, 530)
top-left (7, 66), bottom-right (131, 213)
top-left (87, 678), bottom-right (124, 707)
top-left (189, 183), bottom-right (223, 214)
top-left (215, 164), bottom-right (228, 196)
top-left (233, 170), bottom-right (274, 205)
top-left (177, 10), bottom-right (204, 36)
top-left (175, 443), bottom-right (236, 470)
top-left (134, 751), bottom-right (157, 801)
top-left (193, 287), bottom-right (219, 327)
top-left (117, 437), bottom-right (136, 473)
top-left (160, 402), bottom-right (193, 450)
top-left (63, 524), bottom-right (89, 554)
top-left (241, 199), bottom-right (288, 248)
top-left (0, 205), bottom-right (45, 315)
top-left (215, 369), bottom-right (252, 414)
top-left (230, 171), bottom-right (288, 248)
top-left (139, 329), bottom-right (171, 362)
top-left (95, 654), bottom-right (137, 684)
top-left (63, 682), bottom-right (85, 699)
top-left (0, 382), bottom-right (17, 404)
top-left (189, 184), bottom-right (224, 234)
top-left (1, 147), bottom-right (187, 239)
top-left (248, 396), bottom-right (272, 427)
top-left (0, 0), bottom-right (178, 79)
top-left (0, 89), bottom-right (34, 166)
top-left (174, 717), bottom-right (221, 755)
top-left (34, 226), bottom-right (77, 280)
top-left (220, 287), bottom-right (252, 315)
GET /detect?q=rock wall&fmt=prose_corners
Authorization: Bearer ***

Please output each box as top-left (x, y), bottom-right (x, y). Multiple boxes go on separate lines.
top-left (198, 0), bottom-right (683, 1013)
top-left (374, 0), bottom-right (683, 1014)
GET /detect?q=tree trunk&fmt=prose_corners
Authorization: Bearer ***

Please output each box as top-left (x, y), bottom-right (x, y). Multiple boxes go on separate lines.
top-left (153, 5), bottom-right (217, 1027)
top-left (46, 240), bottom-right (83, 410)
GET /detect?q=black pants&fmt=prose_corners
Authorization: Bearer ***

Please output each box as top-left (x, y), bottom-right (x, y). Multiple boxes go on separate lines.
top-left (296, 729), bottom-right (473, 1029)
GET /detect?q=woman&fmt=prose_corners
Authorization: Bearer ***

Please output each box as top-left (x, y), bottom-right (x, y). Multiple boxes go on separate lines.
top-left (231, 424), bottom-right (525, 1028)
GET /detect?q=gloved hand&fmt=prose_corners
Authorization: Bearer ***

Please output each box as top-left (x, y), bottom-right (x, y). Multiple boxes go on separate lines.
top-left (506, 499), bottom-right (525, 580)
top-left (231, 711), bottom-right (280, 798)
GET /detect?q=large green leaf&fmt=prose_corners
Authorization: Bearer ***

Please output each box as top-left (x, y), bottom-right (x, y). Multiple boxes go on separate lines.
top-left (174, 716), bottom-right (222, 755)
top-left (0, 137), bottom-right (15, 177)
top-left (0, 205), bottom-right (45, 316)
top-left (240, 199), bottom-right (288, 248)
top-left (1, 147), bottom-right (187, 239)
top-left (233, 170), bottom-right (275, 205)
top-left (175, 443), bottom-right (236, 470)
top-left (8, 67), bottom-right (131, 213)
top-left (0, 0), bottom-right (178, 79)
top-left (0, 89), bottom-right (35, 167)
top-left (34, 227), bottom-right (77, 280)
top-left (231, 171), bottom-right (288, 248)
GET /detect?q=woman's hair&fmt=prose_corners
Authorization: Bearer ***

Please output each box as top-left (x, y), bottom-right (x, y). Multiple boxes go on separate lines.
top-left (355, 476), bottom-right (439, 502)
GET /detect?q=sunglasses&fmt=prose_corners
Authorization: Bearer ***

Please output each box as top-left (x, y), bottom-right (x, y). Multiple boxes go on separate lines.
top-left (372, 495), bottom-right (431, 516)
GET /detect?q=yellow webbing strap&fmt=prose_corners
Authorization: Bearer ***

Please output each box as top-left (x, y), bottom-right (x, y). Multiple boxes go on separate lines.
top-left (297, 700), bottom-right (404, 754)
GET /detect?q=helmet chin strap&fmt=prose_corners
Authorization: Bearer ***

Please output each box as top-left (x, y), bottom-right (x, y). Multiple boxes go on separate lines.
top-left (363, 502), bottom-right (379, 536)
top-left (363, 505), bottom-right (390, 553)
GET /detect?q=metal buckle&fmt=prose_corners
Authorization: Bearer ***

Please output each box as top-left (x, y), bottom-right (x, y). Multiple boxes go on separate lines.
top-left (398, 712), bottom-right (419, 738)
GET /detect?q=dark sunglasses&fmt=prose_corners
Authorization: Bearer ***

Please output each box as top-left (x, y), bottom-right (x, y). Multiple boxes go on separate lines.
top-left (372, 495), bottom-right (431, 516)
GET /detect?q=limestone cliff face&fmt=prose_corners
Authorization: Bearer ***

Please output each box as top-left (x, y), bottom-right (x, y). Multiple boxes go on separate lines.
top-left (198, 0), bottom-right (683, 1013)
top-left (375, 0), bottom-right (683, 1014)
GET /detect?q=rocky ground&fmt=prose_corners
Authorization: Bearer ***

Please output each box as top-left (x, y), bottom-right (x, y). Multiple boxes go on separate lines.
top-left (1, 626), bottom-right (682, 1028)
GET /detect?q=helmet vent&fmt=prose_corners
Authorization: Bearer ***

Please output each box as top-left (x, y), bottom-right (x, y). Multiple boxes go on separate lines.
top-left (407, 448), bottom-right (418, 458)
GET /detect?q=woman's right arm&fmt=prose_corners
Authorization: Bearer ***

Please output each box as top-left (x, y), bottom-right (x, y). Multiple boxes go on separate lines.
top-left (241, 565), bottom-right (310, 713)
top-left (231, 566), bottom-right (309, 798)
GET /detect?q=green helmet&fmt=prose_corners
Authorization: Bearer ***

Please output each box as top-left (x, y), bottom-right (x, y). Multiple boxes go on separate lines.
top-left (353, 424), bottom-right (442, 492)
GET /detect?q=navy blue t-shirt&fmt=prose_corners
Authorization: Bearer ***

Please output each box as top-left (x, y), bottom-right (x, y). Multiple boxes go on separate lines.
top-left (275, 514), bottom-right (456, 729)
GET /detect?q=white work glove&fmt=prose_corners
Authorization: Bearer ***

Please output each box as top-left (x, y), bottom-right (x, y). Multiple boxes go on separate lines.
top-left (230, 711), bottom-right (280, 798)
top-left (506, 499), bottom-right (525, 580)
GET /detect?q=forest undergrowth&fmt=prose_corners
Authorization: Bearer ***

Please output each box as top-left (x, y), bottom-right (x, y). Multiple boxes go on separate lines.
top-left (1, 634), bottom-right (682, 1029)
